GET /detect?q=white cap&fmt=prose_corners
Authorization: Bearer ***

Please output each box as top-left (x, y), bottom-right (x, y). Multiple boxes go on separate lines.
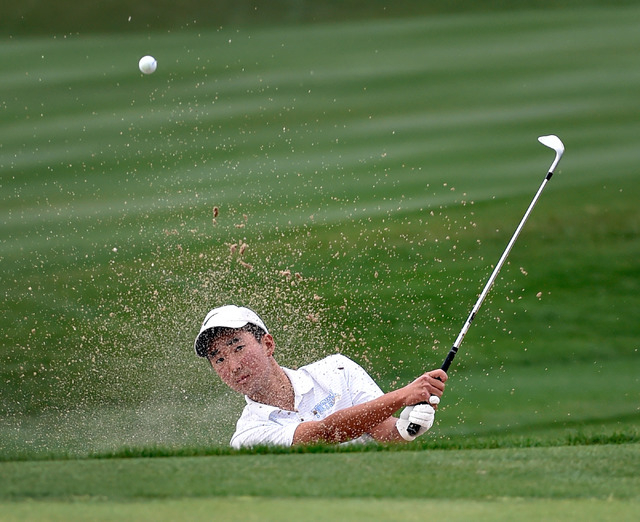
top-left (194, 305), bottom-right (268, 357)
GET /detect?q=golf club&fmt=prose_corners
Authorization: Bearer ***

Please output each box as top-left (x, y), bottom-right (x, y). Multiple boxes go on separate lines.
top-left (406, 135), bottom-right (565, 437)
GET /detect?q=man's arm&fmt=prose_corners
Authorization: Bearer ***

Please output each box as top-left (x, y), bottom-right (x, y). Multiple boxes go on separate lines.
top-left (368, 416), bottom-right (406, 442)
top-left (292, 369), bottom-right (447, 445)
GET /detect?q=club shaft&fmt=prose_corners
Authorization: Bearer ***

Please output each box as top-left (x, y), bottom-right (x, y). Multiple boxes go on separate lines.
top-left (442, 169), bottom-right (553, 371)
top-left (405, 136), bottom-right (563, 437)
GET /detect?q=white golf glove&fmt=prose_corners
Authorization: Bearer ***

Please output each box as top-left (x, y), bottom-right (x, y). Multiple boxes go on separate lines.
top-left (396, 403), bottom-right (436, 441)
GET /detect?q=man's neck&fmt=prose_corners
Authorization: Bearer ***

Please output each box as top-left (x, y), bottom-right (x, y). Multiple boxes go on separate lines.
top-left (249, 364), bottom-right (295, 411)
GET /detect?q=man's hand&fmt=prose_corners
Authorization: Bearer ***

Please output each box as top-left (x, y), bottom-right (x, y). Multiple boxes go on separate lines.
top-left (400, 370), bottom-right (447, 407)
top-left (395, 403), bottom-right (435, 441)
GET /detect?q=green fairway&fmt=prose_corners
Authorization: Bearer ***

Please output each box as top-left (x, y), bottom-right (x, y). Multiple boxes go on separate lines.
top-left (1, 1), bottom-right (639, 520)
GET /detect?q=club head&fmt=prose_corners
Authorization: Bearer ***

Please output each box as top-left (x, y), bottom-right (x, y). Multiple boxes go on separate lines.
top-left (538, 135), bottom-right (564, 173)
top-left (538, 135), bottom-right (564, 155)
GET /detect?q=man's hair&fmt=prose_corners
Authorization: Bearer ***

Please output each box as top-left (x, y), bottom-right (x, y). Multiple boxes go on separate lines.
top-left (196, 323), bottom-right (266, 358)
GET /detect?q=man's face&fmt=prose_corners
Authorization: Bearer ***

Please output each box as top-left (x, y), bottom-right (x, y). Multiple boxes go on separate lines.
top-left (206, 330), bottom-right (273, 397)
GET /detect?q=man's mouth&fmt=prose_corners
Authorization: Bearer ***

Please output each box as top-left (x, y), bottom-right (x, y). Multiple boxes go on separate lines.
top-left (236, 374), bottom-right (250, 385)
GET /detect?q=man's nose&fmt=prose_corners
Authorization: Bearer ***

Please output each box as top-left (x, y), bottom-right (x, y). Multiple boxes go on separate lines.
top-left (229, 353), bottom-right (242, 372)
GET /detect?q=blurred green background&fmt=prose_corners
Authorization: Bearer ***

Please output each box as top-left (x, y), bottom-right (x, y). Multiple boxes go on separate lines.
top-left (4, 0), bottom-right (637, 35)
top-left (1, 1), bottom-right (638, 458)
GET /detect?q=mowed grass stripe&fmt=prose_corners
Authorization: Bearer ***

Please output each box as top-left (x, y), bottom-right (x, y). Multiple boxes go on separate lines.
top-left (1, 497), bottom-right (639, 522)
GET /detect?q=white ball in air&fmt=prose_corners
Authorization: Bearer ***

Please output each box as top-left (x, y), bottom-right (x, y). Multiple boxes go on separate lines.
top-left (138, 55), bottom-right (157, 75)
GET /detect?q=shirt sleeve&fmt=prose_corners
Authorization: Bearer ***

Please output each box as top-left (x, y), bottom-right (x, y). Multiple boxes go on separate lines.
top-left (331, 354), bottom-right (384, 405)
top-left (230, 405), bottom-right (300, 449)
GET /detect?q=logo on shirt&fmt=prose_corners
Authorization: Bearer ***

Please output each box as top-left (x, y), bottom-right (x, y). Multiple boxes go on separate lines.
top-left (310, 392), bottom-right (340, 418)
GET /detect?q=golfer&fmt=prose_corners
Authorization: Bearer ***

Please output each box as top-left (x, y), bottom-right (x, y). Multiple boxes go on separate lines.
top-left (194, 305), bottom-right (447, 448)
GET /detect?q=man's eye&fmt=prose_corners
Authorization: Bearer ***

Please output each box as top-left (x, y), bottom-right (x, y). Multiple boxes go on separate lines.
top-left (215, 357), bottom-right (225, 364)
top-left (235, 345), bottom-right (244, 352)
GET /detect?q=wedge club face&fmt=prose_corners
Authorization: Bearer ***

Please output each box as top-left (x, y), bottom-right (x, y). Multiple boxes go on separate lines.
top-left (538, 135), bottom-right (565, 173)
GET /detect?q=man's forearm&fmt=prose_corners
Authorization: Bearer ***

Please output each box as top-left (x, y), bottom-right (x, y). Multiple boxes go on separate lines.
top-left (293, 389), bottom-right (405, 444)
top-left (369, 417), bottom-right (405, 442)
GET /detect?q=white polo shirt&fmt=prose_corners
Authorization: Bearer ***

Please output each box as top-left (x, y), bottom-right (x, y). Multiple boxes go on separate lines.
top-left (230, 354), bottom-right (384, 448)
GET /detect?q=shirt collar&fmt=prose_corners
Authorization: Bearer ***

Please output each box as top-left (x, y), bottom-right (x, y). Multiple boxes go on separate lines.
top-left (243, 366), bottom-right (313, 411)
top-left (283, 366), bottom-right (313, 410)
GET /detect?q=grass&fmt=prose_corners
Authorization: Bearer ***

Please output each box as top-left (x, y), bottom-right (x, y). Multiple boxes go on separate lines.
top-left (2, 445), bottom-right (639, 500)
top-left (1, 2), bottom-right (639, 519)
top-left (1, 444), bottom-right (639, 520)
top-left (2, 499), bottom-right (638, 522)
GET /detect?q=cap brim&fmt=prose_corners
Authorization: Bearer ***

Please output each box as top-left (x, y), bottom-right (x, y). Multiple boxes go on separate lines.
top-left (193, 306), bottom-right (268, 357)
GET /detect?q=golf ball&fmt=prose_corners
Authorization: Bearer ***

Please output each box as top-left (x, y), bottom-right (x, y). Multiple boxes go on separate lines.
top-left (138, 55), bottom-right (157, 75)
top-left (429, 395), bottom-right (440, 406)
